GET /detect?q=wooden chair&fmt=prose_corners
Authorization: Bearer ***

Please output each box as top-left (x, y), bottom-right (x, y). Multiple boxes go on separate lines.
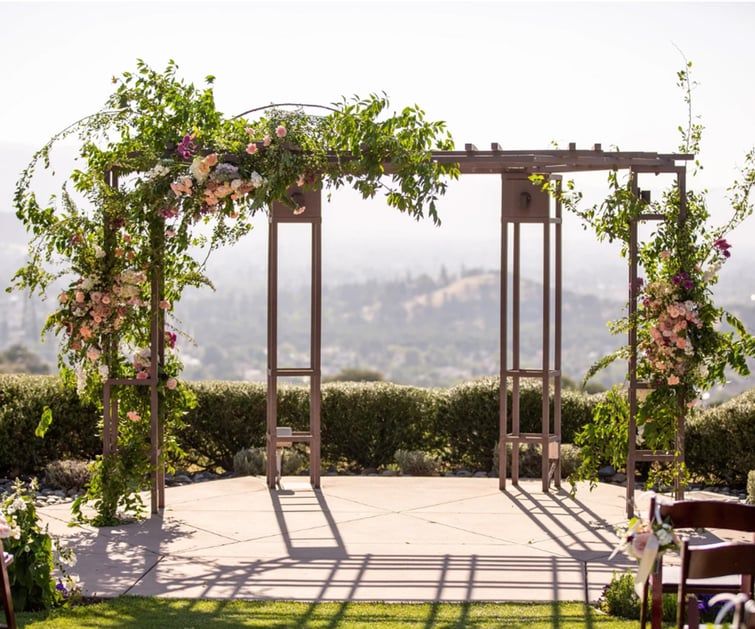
top-left (640, 496), bottom-right (755, 629)
top-left (0, 551), bottom-right (16, 629)
top-left (678, 542), bottom-right (755, 629)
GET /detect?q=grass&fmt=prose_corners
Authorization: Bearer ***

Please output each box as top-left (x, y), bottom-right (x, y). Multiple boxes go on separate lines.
top-left (14, 597), bottom-right (657, 628)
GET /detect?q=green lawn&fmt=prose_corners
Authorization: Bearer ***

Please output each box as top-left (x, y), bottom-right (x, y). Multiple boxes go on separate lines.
top-left (14, 597), bottom-right (659, 628)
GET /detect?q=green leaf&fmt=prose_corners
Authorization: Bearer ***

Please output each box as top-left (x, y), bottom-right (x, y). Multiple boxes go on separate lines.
top-left (35, 405), bottom-right (53, 438)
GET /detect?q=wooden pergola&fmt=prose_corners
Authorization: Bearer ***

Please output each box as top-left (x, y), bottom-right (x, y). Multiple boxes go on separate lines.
top-left (105, 144), bottom-right (693, 518)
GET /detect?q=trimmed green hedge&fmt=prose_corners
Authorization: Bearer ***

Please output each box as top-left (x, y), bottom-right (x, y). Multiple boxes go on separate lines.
top-left (436, 377), bottom-right (596, 471)
top-left (2, 373), bottom-right (753, 485)
top-left (177, 381), bottom-right (267, 471)
top-left (321, 382), bottom-right (438, 470)
top-left (0, 374), bottom-right (100, 476)
top-left (685, 389), bottom-right (755, 487)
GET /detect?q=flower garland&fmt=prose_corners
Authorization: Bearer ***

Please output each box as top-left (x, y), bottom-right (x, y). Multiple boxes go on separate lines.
top-left (548, 62), bottom-right (755, 489)
top-left (11, 60), bottom-right (457, 524)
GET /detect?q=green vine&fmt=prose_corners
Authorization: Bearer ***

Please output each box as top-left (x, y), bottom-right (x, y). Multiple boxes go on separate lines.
top-left (10, 60), bottom-right (458, 524)
top-left (540, 61), bottom-right (755, 490)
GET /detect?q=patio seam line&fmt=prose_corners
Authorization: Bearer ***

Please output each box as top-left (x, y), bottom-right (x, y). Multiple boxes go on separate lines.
top-left (120, 553), bottom-right (166, 597)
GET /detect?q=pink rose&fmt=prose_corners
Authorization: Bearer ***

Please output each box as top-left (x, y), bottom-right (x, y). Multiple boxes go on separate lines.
top-left (629, 531), bottom-right (652, 559)
top-left (75, 291), bottom-right (85, 303)
top-left (127, 411), bottom-right (140, 422)
top-left (275, 125), bottom-right (287, 138)
top-left (59, 292), bottom-right (69, 304)
top-left (136, 371), bottom-right (148, 380)
top-left (166, 377), bottom-right (178, 390)
top-left (263, 135), bottom-right (271, 147)
top-left (667, 374), bottom-right (680, 385)
top-left (159, 300), bottom-right (171, 310)
top-left (245, 143), bottom-right (258, 155)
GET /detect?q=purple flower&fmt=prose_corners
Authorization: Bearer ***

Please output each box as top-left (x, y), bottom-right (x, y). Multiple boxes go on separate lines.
top-left (176, 134), bottom-right (196, 160)
top-left (672, 271), bottom-right (693, 289)
top-left (713, 237), bottom-right (732, 258)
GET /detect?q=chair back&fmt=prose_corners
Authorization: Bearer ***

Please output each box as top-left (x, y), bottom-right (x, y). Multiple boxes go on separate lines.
top-left (678, 541), bottom-right (755, 629)
top-left (653, 497), bottom-right (755, 534)
top-left (682, 541), bottom-right (755, 582)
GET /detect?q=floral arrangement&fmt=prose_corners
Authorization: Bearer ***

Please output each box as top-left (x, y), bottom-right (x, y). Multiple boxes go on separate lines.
top-left (11, 60), bottom-right (458, 524)
top-left (1, 480), bottom-right (80, 610)
top-left (544, 61), bottom-right (755, 490)
top-left (611, 496), bottom-right (680, 594)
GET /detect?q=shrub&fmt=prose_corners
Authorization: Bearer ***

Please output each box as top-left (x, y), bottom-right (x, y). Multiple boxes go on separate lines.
top-left (233, 446), bottom-right (307, 477)
top-left (598, 571), bottom-right (676, 621)
top-left (491, 442), bottom-right (581, 478)
top-left (281, 448), bottom-right (307, 475)
top-left (178, 381), bottom-right (268, 470)
top-left (748, 470), bottom-right (755, 505)
top-left (233, 447), bottom-right (266, 476)
top-left (321, 382), bottom-right (437, 471)
top-left (597, 571), bottom-right (641, 619)
top-left (1, 479), bottom-right (80, 611)
top-left (394, 449), bottom-right (441, 476)
top-left (436, 377), bottom-right (500, 471)
top-left (43, 460), bottom-right (91, 492)
top-left (438, 377), bottom-right (597, 472)
top-left (686, 389), bottom-right (755, 487)
top-left (0, 374), bottom-right (100, 477)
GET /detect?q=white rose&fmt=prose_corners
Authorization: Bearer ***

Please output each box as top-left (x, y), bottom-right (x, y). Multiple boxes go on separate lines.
top-left (249, 172), bottom-right (265, 188)
top-left (190, 157), bottom-right (209, 184)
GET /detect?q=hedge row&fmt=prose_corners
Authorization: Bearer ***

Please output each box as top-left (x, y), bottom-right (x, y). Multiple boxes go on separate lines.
top-left (1, 374), bottom-right (754, 485)
top-left (0, 375), bottom-right (101, 477)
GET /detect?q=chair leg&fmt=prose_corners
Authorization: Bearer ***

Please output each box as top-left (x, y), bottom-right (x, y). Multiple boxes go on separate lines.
top-left (683, 594), bottom-right (699, 629)
top-left (640, 578), bottom-right (649, 629)
top-left (1, 552), bottom-right (16, 629)
top-left (651, 572), bottom-right (664, 629)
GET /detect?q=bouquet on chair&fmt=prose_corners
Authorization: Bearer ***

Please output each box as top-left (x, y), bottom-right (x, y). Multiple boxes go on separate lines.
top-left (611, 496), bottom-right (680, 595)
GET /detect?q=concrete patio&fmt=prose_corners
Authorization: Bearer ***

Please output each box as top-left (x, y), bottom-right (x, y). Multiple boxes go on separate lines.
top-left (36, 476), bottom-right (653, 603)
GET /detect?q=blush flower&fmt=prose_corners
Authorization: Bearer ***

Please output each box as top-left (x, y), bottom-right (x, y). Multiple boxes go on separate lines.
top-left (275, 125), bottom-right (287, 138)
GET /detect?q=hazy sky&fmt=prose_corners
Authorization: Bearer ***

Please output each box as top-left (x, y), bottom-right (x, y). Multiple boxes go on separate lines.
top-left (2, 1), bottom-right (754, 283)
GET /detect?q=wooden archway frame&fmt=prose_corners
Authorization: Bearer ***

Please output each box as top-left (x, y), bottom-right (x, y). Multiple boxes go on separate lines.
top-left (104, 144), bottom-right (692, 517)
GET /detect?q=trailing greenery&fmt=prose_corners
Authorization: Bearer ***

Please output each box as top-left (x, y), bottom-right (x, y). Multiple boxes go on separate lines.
top-left (536, 61), bottom-right (755, 491)
top-left (10, 59), bottom-right (458, 524)
top-left (14, 597), bottom-right (645, 628)
top-left (566, 386), bottom-right (630, 493)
